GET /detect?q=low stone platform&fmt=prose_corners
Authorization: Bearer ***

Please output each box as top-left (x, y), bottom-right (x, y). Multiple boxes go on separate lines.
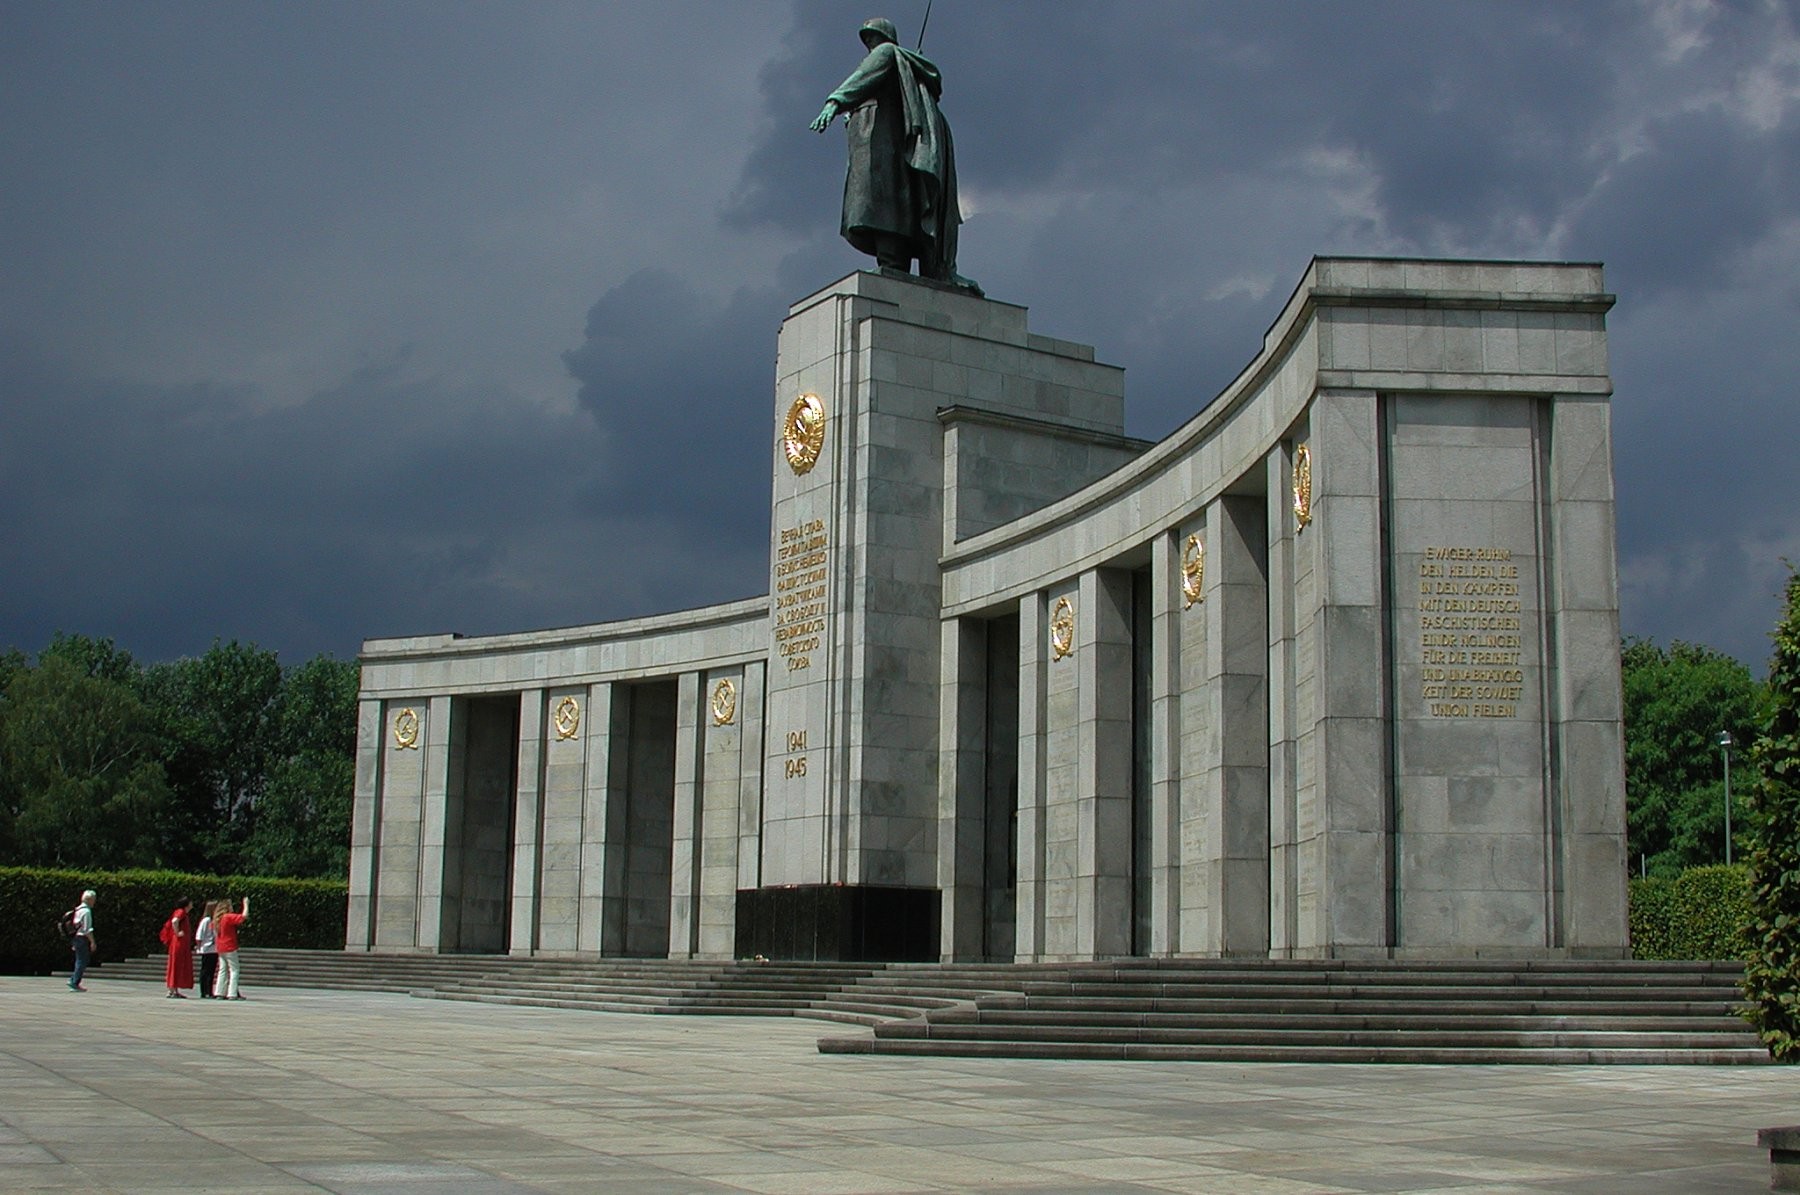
top-left (0, 978), bottom-right (1788, 1192)
top-left (80, 950), bottom-right (1765, 1064)
top-left (823, 957), bottom-right (1767, 1065)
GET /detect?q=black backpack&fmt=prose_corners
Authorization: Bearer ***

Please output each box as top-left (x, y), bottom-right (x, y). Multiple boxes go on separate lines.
top-left (56, 907), bottom-right (78, 941)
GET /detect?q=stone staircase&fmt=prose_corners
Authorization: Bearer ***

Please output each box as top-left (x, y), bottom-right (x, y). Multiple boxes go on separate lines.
top-left (80, 950), bottom-right (1045, 1026)
top-left (86, 951), bottom-right (1767, 1063)
top-left (85, 948), bottom-right (520, 995)
top-left (816, 958), bottom-right (1768, 1064)
top-left (421, 960), bottom-right (1061, 1026)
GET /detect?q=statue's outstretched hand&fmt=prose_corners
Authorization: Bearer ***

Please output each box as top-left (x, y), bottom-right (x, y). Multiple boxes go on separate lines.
top-left (810, 101), bottom-right (839, 132)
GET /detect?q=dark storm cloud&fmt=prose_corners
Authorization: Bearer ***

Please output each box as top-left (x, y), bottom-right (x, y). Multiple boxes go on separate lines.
top-left (563, 270), bottom-right (776, 520)
top-left (2, 2), bottom-right (1797, 672)
top-left (1569, 108), bottom-right (1800, 295)
top-left (0, 332), bottom-right (714, 663)
top-left (733, 2), bottom-right (1657, 442)
top-left (738, 3), bottom-right (1621, 238)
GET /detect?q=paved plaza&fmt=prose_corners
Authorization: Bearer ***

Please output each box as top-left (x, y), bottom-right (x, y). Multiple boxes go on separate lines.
top-left (2, 976), bottom-right (1792, 1193)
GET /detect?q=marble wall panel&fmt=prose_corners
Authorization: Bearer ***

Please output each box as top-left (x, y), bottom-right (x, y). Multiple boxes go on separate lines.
top-left (1386, 393), bottom-right (1548, 951)
top-left (536, 686), bottom-right (588, 952)
top-left (373, 699), bottom-right (428, 949)
top-left (346, 699), bottom-right (385, 950)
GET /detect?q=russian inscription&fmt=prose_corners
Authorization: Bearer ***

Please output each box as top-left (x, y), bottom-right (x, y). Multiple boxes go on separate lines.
top-left (1416, 545), bottom-right (1524, 718)
top-left (775, 517), bottom-right (828, 671)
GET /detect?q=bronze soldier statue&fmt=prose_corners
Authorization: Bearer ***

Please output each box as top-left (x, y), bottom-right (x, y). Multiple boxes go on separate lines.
top-left (811, 17), bottom-right (978, 292)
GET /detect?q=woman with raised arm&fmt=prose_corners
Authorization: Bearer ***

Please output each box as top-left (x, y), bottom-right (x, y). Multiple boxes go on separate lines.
top-left (212, 896), bottom-right (249, 1000)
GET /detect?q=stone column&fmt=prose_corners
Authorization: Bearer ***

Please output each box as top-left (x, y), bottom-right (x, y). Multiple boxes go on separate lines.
top-left (697, 669), bottom-right (745, 960)
top-left (345, 698), bottom-right (384, 951)
top-left (938, 617), bottom-right (987, 960)
top-left (507, 691), bottom-right (544, 956)
top-left (594, 686), bottom-right (634, 955)
top-left (537, 686), bottom-right (588, 952)
top-left (1266, 445), bottom-right (1300, 956)
top-left (373, 699), bottom-right (427, 949)
top-left (668, 672), bottom-right (703, 959)
top-left (1041, 580), bottom-right (1080, 957)
top-left (415, 694), bottom-right (454, 952)
top-left (1015, 592), bottom-right (1048, 960)
top-left (1175, 517), bottom-right (1211, 952)
top-left (1146, 532), bottom-right (1182, 955)
top-left (1075, 568), bottom-right (1134, 958)
top-left (1308, 390), bottom-right (1390, 954)
top-left (736, 663), bottom-right (766, 894)
top-left (577, 683), bottom-right (617, 954)
top-left (1196, 495), bottom-right (1271, 955)
top-left (1548, 394), bottom-right (1629, 954)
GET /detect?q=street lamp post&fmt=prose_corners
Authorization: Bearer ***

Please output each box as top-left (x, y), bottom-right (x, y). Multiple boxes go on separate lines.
top-left (1718, 730), bottom-right (1734, 867)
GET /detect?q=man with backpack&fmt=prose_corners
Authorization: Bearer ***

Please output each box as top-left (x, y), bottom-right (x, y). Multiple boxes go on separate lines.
top-left (66, 889), bottom-right (96, 991)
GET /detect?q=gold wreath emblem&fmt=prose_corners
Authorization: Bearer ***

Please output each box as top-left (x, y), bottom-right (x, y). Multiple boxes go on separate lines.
top-left (1049, 596), bottom-right (1075, 660)
top-left (783, 393), bottom-right (827, 476)
top-left (1181, 534), bottom-right (1206, 608)
top-left (552, 695), bottom-right (581, 741)
top-left (710, 678), bottom-right (737, 726)
top-left (392, 707), bottom-right (420, 750)
top-left (1292, 443), bottom-right (1313, 533)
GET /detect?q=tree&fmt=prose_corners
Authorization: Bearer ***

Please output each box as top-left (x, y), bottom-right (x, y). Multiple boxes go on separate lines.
top-left (243, 656), bottom-right (359, 877)
top-left (0, 633), bottom-right (359, 878)
top-left (0, 648), bottom-right (25, 701)
top-left (1622, 638), bottom-right (1764, 876)
top-left (1743, 567), bottom-right (1800, 1058)
top-left (138, 640), bottom-right (284, 872)
top-left (244, 749), bottom-right (354, 878)
top-left (38, 631), bottom-right (138, 685)
top-left (0, 655), bottom-right (171, 868)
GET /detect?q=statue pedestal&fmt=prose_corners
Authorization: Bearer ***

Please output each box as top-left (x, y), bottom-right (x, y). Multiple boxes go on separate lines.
top-left (740, 270), bottom-right (1131, 960)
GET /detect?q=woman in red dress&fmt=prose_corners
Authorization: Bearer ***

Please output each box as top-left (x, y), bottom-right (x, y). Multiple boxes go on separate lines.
top-left (162, 898), bottom-right (194, 998)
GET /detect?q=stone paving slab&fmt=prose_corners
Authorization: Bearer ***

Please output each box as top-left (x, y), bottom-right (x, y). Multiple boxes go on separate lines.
top-left (1, 977), bottom-right (1790, 1193)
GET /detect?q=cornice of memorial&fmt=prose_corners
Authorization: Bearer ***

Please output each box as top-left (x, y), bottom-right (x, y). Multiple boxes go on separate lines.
top-left (935, 404), bottom-right (1156, 452)
top-left (358, 594), bottom-right (771, 664)
top-left (936, 255), bottom-right (1617, 609)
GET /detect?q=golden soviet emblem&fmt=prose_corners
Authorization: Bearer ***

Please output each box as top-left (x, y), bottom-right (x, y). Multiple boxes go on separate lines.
top-left (1292, 443), bottom-right (1314, 533)
top-left (1181, 534), bottom-right (1206, 608)
top-left (392, 707), bottom-right (421, 750)
top-left (710, 678), bottom-right (738, 726)
top-left (1049, 596), bottom-right (1076, 660)
top-left (783, 393), bottom-right (827, 476)
top-left (552, 695), bottom-right (581, 741)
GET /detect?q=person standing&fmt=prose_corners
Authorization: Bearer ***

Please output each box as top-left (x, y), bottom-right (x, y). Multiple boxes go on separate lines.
top-left (193, 901), bottom-right (219, 998)
top-left (161, 898), bottom-right (194, 998)
top-left (212, 896), bottom-right (249, 1000)
top-left (68, 889), bottom-right (96, 992)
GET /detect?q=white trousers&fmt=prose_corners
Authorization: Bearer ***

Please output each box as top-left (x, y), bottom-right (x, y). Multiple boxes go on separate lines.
top-left (215, 950), bottom-right (241, 998)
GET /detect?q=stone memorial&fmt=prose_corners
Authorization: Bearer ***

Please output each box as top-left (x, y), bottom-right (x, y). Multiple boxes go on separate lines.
top-left (348, 36), bottom-right (1629, 963)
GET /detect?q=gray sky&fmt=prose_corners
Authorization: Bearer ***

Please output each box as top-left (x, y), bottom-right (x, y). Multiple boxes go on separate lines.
top-left (3, 1), bottom-right (1796, 671)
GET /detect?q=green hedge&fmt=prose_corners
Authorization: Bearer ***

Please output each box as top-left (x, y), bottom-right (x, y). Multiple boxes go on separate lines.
top-left (1, 866), bottom-right (347, 975)
top-left (1629, 864), bottom-right (1752, 960)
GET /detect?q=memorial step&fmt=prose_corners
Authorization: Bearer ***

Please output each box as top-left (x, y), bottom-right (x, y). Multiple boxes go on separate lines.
top-left (816, 1038), bottom-right (1771, 1065)
top-left (79, 951), bottom-right (1764, 1064)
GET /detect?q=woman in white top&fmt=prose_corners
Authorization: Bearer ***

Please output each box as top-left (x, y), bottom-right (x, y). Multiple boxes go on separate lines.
top-left (193, 901), bottom-right (219, 999)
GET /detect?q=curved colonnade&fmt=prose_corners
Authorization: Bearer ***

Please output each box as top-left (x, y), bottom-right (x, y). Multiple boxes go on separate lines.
top-left (352, 258), bottom-right (1628, 963)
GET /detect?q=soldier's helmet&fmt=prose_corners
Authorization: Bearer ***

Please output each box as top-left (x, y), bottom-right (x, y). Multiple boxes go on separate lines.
top-left (860, 17), bottom-right (899, 48)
